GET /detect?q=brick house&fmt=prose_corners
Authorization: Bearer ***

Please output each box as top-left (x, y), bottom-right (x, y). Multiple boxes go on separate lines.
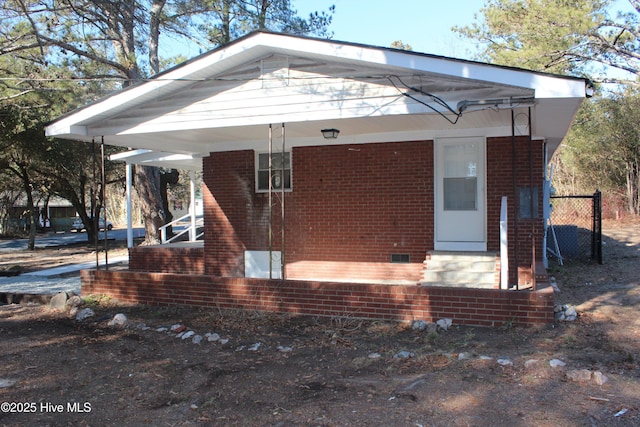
top-left (46, 32), bottom-right (589, 326)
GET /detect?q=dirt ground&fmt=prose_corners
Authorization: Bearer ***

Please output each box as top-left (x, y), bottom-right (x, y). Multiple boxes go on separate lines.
top-left (0, 220), bottom-right (639, 427)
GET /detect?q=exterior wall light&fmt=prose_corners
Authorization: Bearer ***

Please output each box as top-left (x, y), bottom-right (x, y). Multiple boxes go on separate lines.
top-left (321, 128), bottom-right (340, 139)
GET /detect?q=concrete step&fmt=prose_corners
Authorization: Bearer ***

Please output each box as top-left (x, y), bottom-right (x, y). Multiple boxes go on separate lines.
top-left (425, 259), bottom-right (496, 271)
top-left (421, 251), bottom-right (497, 288)
top-left (421, 270), bottom-right (496, 286)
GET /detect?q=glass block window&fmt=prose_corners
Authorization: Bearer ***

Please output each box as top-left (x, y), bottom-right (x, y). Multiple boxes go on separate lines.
top-left (256, 152), bottom-right (291, 192)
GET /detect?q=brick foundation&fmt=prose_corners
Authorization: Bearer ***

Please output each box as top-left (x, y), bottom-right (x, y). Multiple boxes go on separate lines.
top-left (81, 269), bottom-right (554, 327)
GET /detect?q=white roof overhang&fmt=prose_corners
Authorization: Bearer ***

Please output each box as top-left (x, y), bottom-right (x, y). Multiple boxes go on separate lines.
top-left (109, 149), bottom-right (203, 170)
top-left (46, 31), bottom-right (588, 167)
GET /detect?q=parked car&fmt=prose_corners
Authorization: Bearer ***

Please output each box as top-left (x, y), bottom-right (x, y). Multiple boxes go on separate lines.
top-left (71, 217), bottom-right (113, 232)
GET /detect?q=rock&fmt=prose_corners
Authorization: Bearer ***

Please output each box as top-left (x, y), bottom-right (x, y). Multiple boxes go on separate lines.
top-left (278, 346), bottom-right (293, 353)
top-left (219, 338), bottom-right (229, 345)
top-left (205, 332), bottom-right (220, 342)
top-left (566, 369), bottom-right (593, 383)
top-left (0, 378), bottom-right (17, 388)
top-left (563, 305), bottom-right (578, 321)
top-left (66, 295), bottom-right (83, 308)
top-left (75, 307), bottom-right (95, 322)
top-left (393, 350), bottom-right (415, 360)
top-left (436, 318), bottom-right (452, 331)
top-left (192, 335), bottom-right (203, 344)
top-left (248, 342), bottom-right (262, 351)
top-left (549, 359), bottom-right (566, 368)
top-left (107, 313), bottom-right (128, 327)
top-left (156, 327), bottom-right (169, 333)
top-left (458, 352), bottom-right (473, 360)
top-left (555, 304), bottom-right (578, 321)
top-left (412, 320), bottom-right (427, 331)
top-left (496, 357), bottom-right (513, 366)
top-left (367, 352), bottom-right (381, 359)
top-left (614, 408), bottom-right (628, 417)
top-left (181, 331), bottom-right (195, 340)
top-left (591, 370), bottom-right (608, 385)
top-left (49, 292), bottom-right (69, 311)
top-left (69, 306), bottom-right (79, 317)
top-left (171, 324), bottom-right (187, 333)
top-left (524, 359), bottom-right (540, 369)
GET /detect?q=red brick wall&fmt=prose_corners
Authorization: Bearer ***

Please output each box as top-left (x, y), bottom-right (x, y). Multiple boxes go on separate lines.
top-left (81, 269), bottom-right (554, 327)
top-left (138, 137), bottom-right (544, 286)
top-left (202, 141), bottom-right (433, 282)
top-left (129, 246), bottom-right (204, 274)
top-left (486, 136), bottom-right (545, 286)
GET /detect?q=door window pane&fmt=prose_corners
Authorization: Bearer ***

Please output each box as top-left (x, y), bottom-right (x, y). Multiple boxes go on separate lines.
top-left (444, 177), bottom-right (477, 210)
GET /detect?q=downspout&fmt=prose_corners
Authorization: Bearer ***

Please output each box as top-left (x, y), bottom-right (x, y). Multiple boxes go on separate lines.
top-left (511, 110), bottom-right (519, 289)
top-left (268, 124), bottom-right (273, 279)
top-left (528, 108), bottom-right (534, 285)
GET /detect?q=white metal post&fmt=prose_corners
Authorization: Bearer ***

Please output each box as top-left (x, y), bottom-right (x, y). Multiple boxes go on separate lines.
top-left (500, 196), bottom-right (509, 289)
top-left (126, 163), bottom-right (133, 248)
top-left (190, 170), bottom-right (196, 242)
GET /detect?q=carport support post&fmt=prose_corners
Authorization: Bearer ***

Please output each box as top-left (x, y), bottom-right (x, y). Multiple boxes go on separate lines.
top-left (189, 170), bottom-right (196, 242)
top-left (101, 140), bottom-right (108, 270)
top-left (126, 163), bottom-right (133, 248)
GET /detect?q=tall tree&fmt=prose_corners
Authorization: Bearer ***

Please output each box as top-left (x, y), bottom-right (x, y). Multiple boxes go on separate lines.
top-left (0, 0), bottom-right (334, 244)
top-left (454, 0), bottom-right (639, 83)
top-left (454, 0), bottom-right (640, 213)
top-left (564, 91), bottom-right (640, 214)
top-left (0, 105), bottom-right (51, 248)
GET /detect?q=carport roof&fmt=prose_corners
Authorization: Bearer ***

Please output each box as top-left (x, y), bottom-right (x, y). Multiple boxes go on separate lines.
top-left (46, 31), bottom-right (589, 165)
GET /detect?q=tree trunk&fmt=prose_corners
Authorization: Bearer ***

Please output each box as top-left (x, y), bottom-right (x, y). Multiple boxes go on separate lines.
top-left (160, 169), bottom-right (179, 236)
top-left (25, 186), bottom-right (37, 251)
top-left (149, 0), bottom-right (167, 74)
top-left (258, 0), bottom-right (269, 29)
top-left (16, 164), bottom-right (37, 250)
top-left (134, 165), bottom-right (166, 245)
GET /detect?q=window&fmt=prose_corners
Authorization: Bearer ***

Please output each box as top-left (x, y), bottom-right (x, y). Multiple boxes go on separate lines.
top-left (256, 152), bottom-right (291, 192)
top-left (442, 143), bottom-right (478, 211)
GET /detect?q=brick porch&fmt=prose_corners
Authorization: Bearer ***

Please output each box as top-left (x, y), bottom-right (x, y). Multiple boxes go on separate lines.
top-left (81, 267), bottom-right (553, 327)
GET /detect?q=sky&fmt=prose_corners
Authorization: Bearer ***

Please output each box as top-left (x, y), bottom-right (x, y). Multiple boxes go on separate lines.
top-left (296, 0), bottom-right (488, 59)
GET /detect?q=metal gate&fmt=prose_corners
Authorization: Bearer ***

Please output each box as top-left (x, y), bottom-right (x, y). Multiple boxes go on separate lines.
top-left (547, 190), bottom-right (602, 264)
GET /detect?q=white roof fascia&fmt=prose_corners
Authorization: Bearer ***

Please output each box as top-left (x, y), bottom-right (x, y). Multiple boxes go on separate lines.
top-left (109, 149), bottom-right (202, 170)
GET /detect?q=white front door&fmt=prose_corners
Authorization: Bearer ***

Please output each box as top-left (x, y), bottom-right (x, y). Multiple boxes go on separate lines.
top-left (435, 137), bottom-right (486, 251)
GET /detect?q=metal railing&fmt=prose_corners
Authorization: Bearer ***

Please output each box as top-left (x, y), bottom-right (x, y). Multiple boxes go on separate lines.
top-left (160, 213), bottom-right (204, 244)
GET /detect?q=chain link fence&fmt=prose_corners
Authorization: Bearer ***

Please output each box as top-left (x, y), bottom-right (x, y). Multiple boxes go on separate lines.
top-left (547, 191), bottom-right (602, 265)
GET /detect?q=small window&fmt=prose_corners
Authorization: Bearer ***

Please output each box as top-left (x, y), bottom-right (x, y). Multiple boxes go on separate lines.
top-left (256, 152), bottom-right (291, 192)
